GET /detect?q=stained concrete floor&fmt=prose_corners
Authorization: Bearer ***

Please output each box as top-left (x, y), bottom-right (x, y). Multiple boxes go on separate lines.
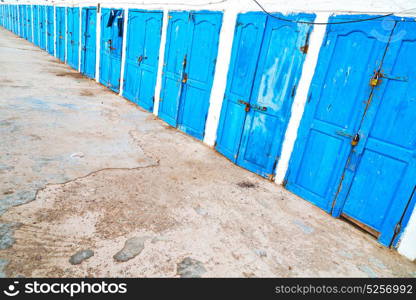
top-left (0, 27), bottom-right (415, 278)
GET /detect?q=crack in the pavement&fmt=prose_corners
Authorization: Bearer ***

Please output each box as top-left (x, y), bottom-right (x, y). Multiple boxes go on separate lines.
top-left (31, 162), bottom-right (160, 207)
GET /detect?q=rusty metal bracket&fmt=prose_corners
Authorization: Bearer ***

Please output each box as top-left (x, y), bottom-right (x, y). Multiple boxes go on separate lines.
top-left (238, 100), bottom-right (251, 112)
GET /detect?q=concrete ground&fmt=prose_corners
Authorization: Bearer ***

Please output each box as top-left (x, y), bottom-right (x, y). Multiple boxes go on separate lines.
top-left (0, 27), bottom-right (415, 278)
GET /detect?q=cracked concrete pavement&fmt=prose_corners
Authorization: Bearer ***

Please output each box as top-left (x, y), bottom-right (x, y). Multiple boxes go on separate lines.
top-left (0, 27), bottom-right (415, 277)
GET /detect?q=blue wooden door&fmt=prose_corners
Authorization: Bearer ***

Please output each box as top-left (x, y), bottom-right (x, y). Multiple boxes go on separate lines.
top-left (14, 5), bottom-right (18, 34)
top-left (67, 8), bottom-right (74, 67)
top-left (286, 16), bottom-right (416, 246)
top-left (216, 13), bottom-right (314, 178)
top-left (177, 12), bottom-right (222, 140)
top-left (331, 20), bottom-right (416, 246)
top-left (33, 5), bottom-right (39, 46)
top-left (39, 6), bottom-right (46, 50)
top-left (286, 16), bottom-right (393, 212)
top-left (123, 10), bottom-right (163, 112)
top-left (159, 11), bottom-right (222, 140)
top-left (81, 7), bottom-right (96, 79)
top-left (19, 5), bottom-right (25, 39)
top-left (216, 13), bottom-right (267, 162)
top-left (100, 8), bottom-right (124, 92)
top-left (56, 7), bottom-right (65, 61)
top-left (46, 6), bottom-right (54, 55)
top-left (67, 7), bottom-right (80, 70)
top-left (26, 5), bottom-right (32, 42)
top-left (158, 11), bottom-right (189, 127)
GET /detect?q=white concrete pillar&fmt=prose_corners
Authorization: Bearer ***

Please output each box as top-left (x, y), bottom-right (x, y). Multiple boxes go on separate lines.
top-left (203, 8), bottom-right (238, 147)
top-left (152, 9), bottom-right (169, 116)
top-left (54, 5), bottom-right (56, 57)
top-left (95, 4), bottom-right (101, 82)
top-left (119, 8), bottom-right (129, 96)
top-left (78, 5), bottom-right (82, 72)
top-left (398, 208), bottom-right (416, 261)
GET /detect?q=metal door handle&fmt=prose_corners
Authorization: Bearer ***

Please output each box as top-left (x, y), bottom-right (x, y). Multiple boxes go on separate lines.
top-left (137, 55), bottom-right (148, 65)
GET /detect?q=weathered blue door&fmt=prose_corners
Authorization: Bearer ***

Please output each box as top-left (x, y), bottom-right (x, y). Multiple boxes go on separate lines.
top-left (14, 5), bottom-right (18, 34)
top-left (158, 12), bottom-right (189, 127)
top-left (332, 20), bottom-right (416, 246)
top-left (46, 6), bottom-right (54, 55)
top-left (19, 5), bottom-right (25, 38)
top-left (123, 10), bottom-right (163, 112)
top-left (67, 7), bottom-right (80, 70)
top-left (286, 17), bottom-right (393, 212)
top-left (159, 11), bottom-right (222, 140)
top-left (81, 7), bottom-right (97, 79)
top-left (216, 13), bottom-right (314, 178)
top-left (56, 7), bottom-right (65, 61)
top-left (25, 5), bottom-right (32, 42)
top-left (286, 16), bottom-right (416, 246)
top-left (33, 5), bottom-right (39, 46)
top-left (39, 6), bottom-right (46, 50)
top-left (100, 8), bottom-right (124, 93)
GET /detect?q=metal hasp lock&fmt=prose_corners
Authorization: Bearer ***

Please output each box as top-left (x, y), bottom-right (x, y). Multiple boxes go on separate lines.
top-left (137, 55), bottom-right (147, 65)
top-left (238, 100), bottom-right (251, 112)
top-left (108, 39), bottom-right (116, 51)
top-left (370, 71), bottom-right (382, 87)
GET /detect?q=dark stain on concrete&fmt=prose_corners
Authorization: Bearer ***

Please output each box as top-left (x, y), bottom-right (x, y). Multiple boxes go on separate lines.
top-left (80, 90), bottom-right (94, 97)
top-left (237, 181), bottom-right (257, 189)
top-left (55, 72), bottom-right (85, 79)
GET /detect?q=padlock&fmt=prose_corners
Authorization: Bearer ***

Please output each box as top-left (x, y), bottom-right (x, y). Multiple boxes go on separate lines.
top-left (351, 133), bottom-right (360, 146)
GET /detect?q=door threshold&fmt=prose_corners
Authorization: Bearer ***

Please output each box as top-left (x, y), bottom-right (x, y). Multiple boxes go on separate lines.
top-left (341, 213), bottom-right (380, 239)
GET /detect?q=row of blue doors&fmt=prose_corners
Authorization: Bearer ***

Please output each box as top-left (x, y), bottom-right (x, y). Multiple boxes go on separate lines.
top-left (1, 4), bottom-right (97, 79)
top-left (216, 13), bottom-right (314, 179)
top-left (1, 5), bottom-right (19, 35)
top-left (285, 16), bottom-right (416, 246)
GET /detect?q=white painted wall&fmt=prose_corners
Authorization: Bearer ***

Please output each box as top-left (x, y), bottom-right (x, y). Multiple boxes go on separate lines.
top-left (1, 0), bottom-right (416, 262)
top-left (399, 209), bottom-right (416, 261)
